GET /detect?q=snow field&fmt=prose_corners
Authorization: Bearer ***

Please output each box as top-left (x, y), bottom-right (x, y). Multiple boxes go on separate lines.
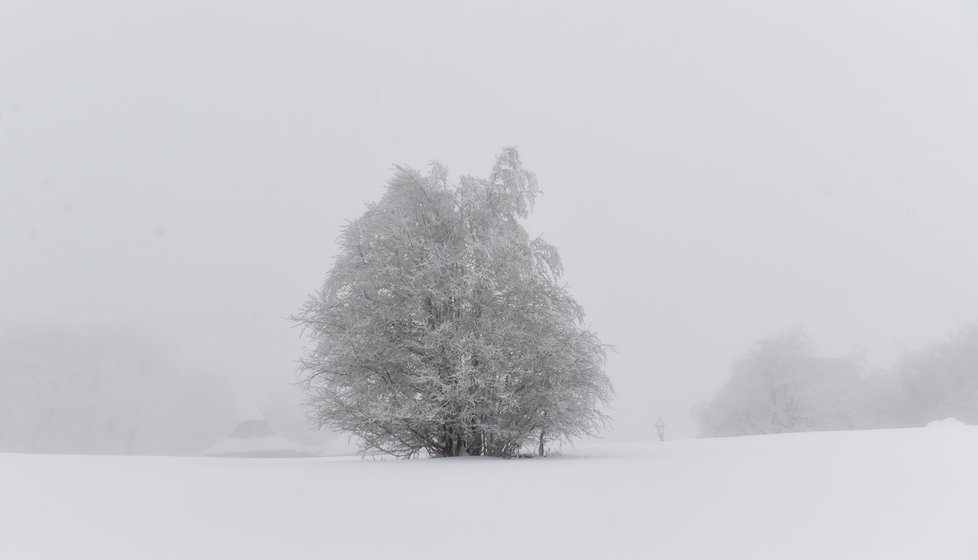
top-left (1, 425), bottom-right (976, 559)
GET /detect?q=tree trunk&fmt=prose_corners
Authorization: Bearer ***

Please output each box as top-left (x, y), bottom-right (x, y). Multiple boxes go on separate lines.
top-left (465, 430), bottom-right (484, 456)
top-left (538, 431), bottom-right (546, 457)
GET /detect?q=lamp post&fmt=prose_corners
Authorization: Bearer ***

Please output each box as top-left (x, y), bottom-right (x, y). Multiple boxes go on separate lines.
top-left (655, 417), bottom-right (666, 441)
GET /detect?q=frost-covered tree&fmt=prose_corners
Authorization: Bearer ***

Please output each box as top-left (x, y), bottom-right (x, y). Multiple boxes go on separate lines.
top-left (294, 148), bottom-right (612, 458)
top-left (884, 323), bottom-right (978, 426)
top-left (697, 328), bottom-right (865, 436)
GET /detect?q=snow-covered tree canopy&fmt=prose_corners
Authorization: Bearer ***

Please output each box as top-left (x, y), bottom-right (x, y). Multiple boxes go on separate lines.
top-left (888, 323), bottom-right (978, 427)
top-left (698, 323), bottom-right (978, 438)
top-left (697, 328), bottom-right (865, 437)
top-left (294, 148), bottom-right (612, 457)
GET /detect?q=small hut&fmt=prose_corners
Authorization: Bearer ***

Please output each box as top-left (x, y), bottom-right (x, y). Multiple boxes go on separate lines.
top-left (203, 418), bottom-right (311, 458)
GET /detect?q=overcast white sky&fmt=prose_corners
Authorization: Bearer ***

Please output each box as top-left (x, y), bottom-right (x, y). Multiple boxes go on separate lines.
top-left (2, 1), bottom-right (977, 441)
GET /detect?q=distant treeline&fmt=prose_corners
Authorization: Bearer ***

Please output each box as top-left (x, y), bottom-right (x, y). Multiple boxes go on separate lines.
top-left (696, 324), bottom-right (978, 436)
top-left (0, 325), bottom-right (235, 455)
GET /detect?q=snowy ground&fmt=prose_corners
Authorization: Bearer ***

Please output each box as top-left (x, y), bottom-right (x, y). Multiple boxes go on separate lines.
top-left (1, 423), bottom-right (976, 559)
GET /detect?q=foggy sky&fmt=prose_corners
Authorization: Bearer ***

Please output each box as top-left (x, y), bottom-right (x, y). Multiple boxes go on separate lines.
top-left (2, 1), bottom-right (977, 441)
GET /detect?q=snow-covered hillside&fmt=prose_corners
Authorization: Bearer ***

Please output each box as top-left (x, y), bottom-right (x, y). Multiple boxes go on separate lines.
top-left (1, 424), bottom-right (975, 559)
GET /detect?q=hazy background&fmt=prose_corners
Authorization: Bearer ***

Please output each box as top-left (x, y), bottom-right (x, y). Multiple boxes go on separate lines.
top-left (2, 0), bottom-right (977, 450)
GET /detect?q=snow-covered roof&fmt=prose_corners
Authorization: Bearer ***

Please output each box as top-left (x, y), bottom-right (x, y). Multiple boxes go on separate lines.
top-left (203, 418), bottom-right (311, 458)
